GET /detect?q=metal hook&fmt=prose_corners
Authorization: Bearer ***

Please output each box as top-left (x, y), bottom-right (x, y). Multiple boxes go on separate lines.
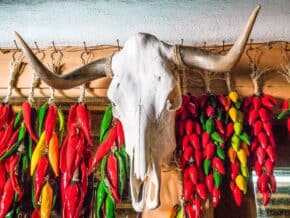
top-left (12, 40), bottom-right (23, 61)
top-left (265, 41), bottom-right (272, 50)
top-left (81, 41), bottom-right (92, 65)
top-left (34, 41), bottom-right (40, 53)
top-left (222, 40), bottom-right (225, 52)
top-left (285, 42), bottom-right (289, 52)
top-left (34, 41), bottom-right (45, 60)
top-left (249, 38), bottom-right (254, 50)
top-left (116, 39), bottom-right (120, 51)
top-left (181, 38), bottom-right (184, 46)
top-left (50, 41), bottom-right (63, 61)
top-left (83, 41), bottom-right (89, 54)
top-left (203, 41), bottom-right (207, 50)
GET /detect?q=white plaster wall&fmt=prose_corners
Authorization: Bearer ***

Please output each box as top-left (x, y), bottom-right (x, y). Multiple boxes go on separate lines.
top-left (0, 0), bottom-right (289, 46)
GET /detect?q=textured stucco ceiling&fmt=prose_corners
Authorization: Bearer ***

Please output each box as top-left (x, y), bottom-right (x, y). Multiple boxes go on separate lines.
top-left (0, 0), bottom-right (289, 46)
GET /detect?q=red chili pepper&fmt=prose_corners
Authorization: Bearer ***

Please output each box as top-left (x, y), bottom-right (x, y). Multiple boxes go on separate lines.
top-left (60, 136), bottom-right (68, 173)
top-left (185, 119), bottom-right (194, 136)
top-left (183, 180), bottom-right (194, 201)
top-left (256, 147), bottom-right (266, 165)
top-left (34, 157), bottom-right (48, 204)
top-left (0, 164), bottom-right (6, 196)
top-left (259, 108), bottom-right (270, 122)
top-left (269, 175), bottom-right (276, 193)
top-left (76, 104), bottom-right (94, 146)
top-left (201, 132), bottom-right (210, 150)
top-left (6, 154), bottom-right (21, 194)
top-left (89, 126), bottom-right (117, 173)
top-left (182, 135), bottom-right (190, 150)
top-left (212, 157), bottom-right (225, 175)
top-left (61, 172), bottom-right (70, 204)
top-left (67, 104), bottom-right (78, 132)
top-left (0, 105), bottom-right (9, 128)
top-left (66, 132), bottom-right (79, 177)
top-left (32, 208), bottom-right (41, 218)
top-left (230, 162), bottom-right (239, 180)
top-left (243, 96), bottom-right (253, 111)
top-left (206, 142), bottom-right (215, 160)
top-left (253, 120), bottom-right (263, 136)
top-left (64, 183), bottom-right (80, 218)
top-left (248, 110), bottom-right (259, 125)
top-left (261, 94), bottom-right (277, 109)
top-left (0, 177), bottom-right (15, 218)
top-left (212, 187), bottom-right (221, 208)
top-left (183, 145), bottom-right (193, 162)
top-left (281, 99), bottom-right (289, 112)
top-left (254, 160), bottom-right (262, 176)
top-left (185, 203), bottom-right (196, 218)
top-left (263, 121), bottom-right (272, 137)
top-left (116, 119), bottom-right (125, 148)
top-left (233, 185), bottom-right (243, 206)
top-left (188, 102), bottom-right (198, 117)
top-left (0, 118), bottom-right (14, 149)
top-left (206, 174), bottom-right (214, 193)
top-left (73, 133), bottom-right (85, 174)
top-left (225, 123), bottom-right (234, 139)
top-left (251, 139), bottom-right (258, 152)
top-left (194, 150), bottom-right (202, 168)
top-left (195, 122), bottom-right (202, 135)
top-left (266, 146), bottom-right (276, 162)
top-left (0, 129), bottom-right (19, 157)
top-left (44, 104), bottom-right (58, 145)
top-left (196, 183), bottom-right (207, 200)
top-left (265, 158), bottom-right (273, 175)
top-left (186, 165), bottom-right (198, 185)
top-left (206, 105), bottom-right (215, 117)
top-left (262, 191), bottom-right (271, 205)
top-left (192, 197), bottom-right (202, 218)
top-left (22, 102), bottom-right (38, 142)
top-left (199, 95), bottom-right (208, 108)
top-left (287, 117), bottom-right (290, 133)
top-left (215, 119), bottom-right (225, 135)
top-left (257, 132), bottom-right (268, 149)
top-left (190, 133), bottom-right (200, 151)
top-left (253, 96), bottom-right (261, 110)
top-left (107, 153), bottom-right (120, 202)
top-left (259, 174), bottom-right (269, 193)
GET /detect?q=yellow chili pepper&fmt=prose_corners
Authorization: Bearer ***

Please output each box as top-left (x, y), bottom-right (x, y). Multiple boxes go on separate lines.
top-left (235, 174), bottom-right (247, 194)
top-left (40, 181), bottom-right (53, 218)
top-left (240, 165), bottom-right (249, 178)
top-left (48, 131), bottom-right (59, 177)
top-left (229, 91), bottom-right (238, 103)
top-left (237, 148), bottom-right (247, 167)
top-left (31, 131), bottom-right (46, 176)
top-left (234, 122), bottom-right (242, 135)
top-left (228, 147), bottom-right (237, 163)
top-left (231, 134), bottom-right (240, 152)
top-left (229, 107), bottom-right (238, 122)
top-left (240, 141), bottom-right (250, 157)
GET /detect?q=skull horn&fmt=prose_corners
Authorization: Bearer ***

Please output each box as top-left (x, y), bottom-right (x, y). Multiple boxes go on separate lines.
top-left (176, 5), bottom-right (260, 73)
top-left (14, 32), bottom-right (110, 89)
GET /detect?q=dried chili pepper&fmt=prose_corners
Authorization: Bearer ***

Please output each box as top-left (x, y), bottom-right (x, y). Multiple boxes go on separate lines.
top-left (33, 157), bottom-right (48, 204)
top-left (106, 153), bottom-right (120, 202)
top-left (0, 177), bottom-right (14, 218)
top-left (37, 103), bottom-right (48, 136)
top-left (76, 104), bottom-right (94, 146)
top-left (44, 104), bottom-right (58, 145)
top-left (31, 131), bottom-right (46, 175)
top-left (40, 181), bottom-right (53, 218)
top-left (48, 131), bottom-right (59, 177)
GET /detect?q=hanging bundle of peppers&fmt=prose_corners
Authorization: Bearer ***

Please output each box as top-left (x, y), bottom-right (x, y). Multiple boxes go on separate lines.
top-left (277, 99), bottom-right (290, 134)
top-left (243, 94), bottom-right (277, 205)
top-left (175, 95), bottom-right (204, 218)
top-left (90, 104), bottom-right (129, 218)
top-left (60, 103), bottom-right (93, 217)
top-left (224, 91), bottom-right (250, 206)
top-left (30, 102), bottom-right (64, 217)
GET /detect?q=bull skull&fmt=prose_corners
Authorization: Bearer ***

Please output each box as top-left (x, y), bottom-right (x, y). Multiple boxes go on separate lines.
top-left (14, 5), bottom-right (260, 212)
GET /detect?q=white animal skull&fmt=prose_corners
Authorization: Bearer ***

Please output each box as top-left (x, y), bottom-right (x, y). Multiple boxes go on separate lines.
top-left (14, 5), bottom-right (260, 212)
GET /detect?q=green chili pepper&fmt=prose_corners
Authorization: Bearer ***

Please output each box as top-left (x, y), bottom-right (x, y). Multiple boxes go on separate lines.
top-left (0, 141), bottom-right (21, 161)
top-left (100, 104), bottom-right (113, 143)
top-left (234, 101), bottom-right (241, 110)
top-left (21, 154), bottom-right (29, 173)
top-left (118, 147), bottom-right (130, 177)
top-left (101, 156), bottom-right (107, 181)
top-left (28, 137), bottom-right (33, 160)
top-left (57, 107), bottom-right (64, 133)
top-left (17, 123), bottom-right (26, 142)
top-left (116, 151), bottom-right (126, 198)
top-left (240, 165), bottom-right (249, 178)
top-left (211, 131), bottom-right (223, 143)
top-left (203, 159), bottom-right (211, 176)
top-left (5, 208), bottom-right (15, 218)
top-left (95, 181), bottom-right (107, 218)
top-left (209, 94), bottom-right (217, 107)
top-left (205, 118), bottom-right (214, 134)
top-left (199, 112), bottom-right (206, 129)
top-left (13, 111), bottom-right (22, 129)
top-left (31, 179), bottom-right (38, 208)
top-left (37, 103), bottom-right (48, 136)
top-left (277, 110), bottom-right (290, 120)
top-left (231, 134), bottom-right (240, 151)
top-left (216, 146), bottom-right (225, 160)
top-left (216, 108), bottom-right (223, 121)
top-left (239, 132), bottom-right (250, 145)
top-left (213, 170), bottom-right (222, 188)
top-left (105, 193), bottom-right (116, 218)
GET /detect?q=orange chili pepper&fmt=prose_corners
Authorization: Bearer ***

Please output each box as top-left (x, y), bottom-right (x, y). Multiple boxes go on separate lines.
top-left (48, 132), bottom-right (59, 177)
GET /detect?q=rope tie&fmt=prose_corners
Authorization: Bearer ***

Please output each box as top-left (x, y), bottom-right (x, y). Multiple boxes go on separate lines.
top-left (27, 72), bottom-right (39, 104)
top-left (48, 54), bottom-right (63, 104)
top-left (3, 58), bottom-right (26, 103)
